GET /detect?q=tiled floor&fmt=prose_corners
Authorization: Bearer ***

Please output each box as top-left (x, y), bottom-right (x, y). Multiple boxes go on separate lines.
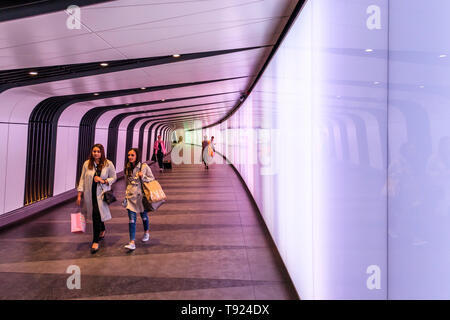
top-left (0, 147), bottom-right (298, 300)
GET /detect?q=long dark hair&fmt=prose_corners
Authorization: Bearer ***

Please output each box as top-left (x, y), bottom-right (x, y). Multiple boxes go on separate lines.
top-left (125, 148), bottom-right (140, 177)
top-left (88, 144), bottom-right (107, 171)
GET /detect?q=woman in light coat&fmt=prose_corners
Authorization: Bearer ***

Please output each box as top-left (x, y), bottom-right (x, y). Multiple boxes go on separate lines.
top-left (124, 148), bottom-right (155, 251)
top-left (77, 144), bottom-right (117, 254)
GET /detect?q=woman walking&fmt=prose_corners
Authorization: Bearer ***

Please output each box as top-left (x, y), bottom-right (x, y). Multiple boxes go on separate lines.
top-left (210, 136), bottom-right (215, 154)
top-left (202, 135), bottom-right (209, 169)
top-left (153, 135), bottom-right (167, 172)
top-left (124, 148), bottom-right (155, 251)
top-left (77, 144), bottom-right (117, 254)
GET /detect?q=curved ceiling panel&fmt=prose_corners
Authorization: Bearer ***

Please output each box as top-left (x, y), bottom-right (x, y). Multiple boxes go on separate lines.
top-left (0, 0), bottom-right (293, 69)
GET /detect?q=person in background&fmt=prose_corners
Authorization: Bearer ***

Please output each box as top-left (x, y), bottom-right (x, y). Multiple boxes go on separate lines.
top-left (202, 135), bottom-right (209, 169)
top-left (77, 144), bottom-right (117, 254)
top-left (153, 135), bottom-right (167, 172)
top-left (205, 137), bottom-right (215, 168)
top-left (210, 136), bottom-right (216, 153)
top-left (123, 148), bottom-right (155, 251)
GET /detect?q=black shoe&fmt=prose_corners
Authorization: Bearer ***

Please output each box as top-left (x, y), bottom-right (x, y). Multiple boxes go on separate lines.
top-left (99, 231), bottom-right (106, 241)
top-left (91, 243), bottom-right (99, 254)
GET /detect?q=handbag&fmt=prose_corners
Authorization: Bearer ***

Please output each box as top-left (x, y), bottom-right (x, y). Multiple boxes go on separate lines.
top-left (144, 180), bottom-right (166, 202)
top-left (103, 190), bottom-right (117, 205)
top-left (139, 165), bottom-right (153, 211)
top-left (141, 193), bottom-right (153, 212)
top-left (71, 212), bottom-right (86, 233)
top-left (95, 163), bottom-right (116, 205)
top-left (140, 165), bottom-right (166, 211)
top-left (149, 200), bottom-right (165, 211)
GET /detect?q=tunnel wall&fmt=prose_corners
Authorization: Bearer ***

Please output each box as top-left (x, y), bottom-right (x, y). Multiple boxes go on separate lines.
top-left (196, 0), bottom-right (388, 299)
top-left (197, 0), bottom-right (450, 300)
top-left (0, 84), bottom-right (173, 221)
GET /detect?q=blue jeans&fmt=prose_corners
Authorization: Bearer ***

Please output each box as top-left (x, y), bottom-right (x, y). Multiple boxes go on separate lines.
top-left (127, 210), bottom-right (149, 241)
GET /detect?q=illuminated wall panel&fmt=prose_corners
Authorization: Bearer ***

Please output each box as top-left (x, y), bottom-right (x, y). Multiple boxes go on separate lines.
top-left (387, 0), bottom-right (450, 299)
top-left (0, 123), bottom-right (8, 215)
top-left (310, 0), bottom-right (388, 299)
top-left (207, 0), bottom-right (389, 299)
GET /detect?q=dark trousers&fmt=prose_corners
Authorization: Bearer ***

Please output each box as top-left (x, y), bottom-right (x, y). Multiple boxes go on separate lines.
top-left (92, 190), bottom-right (105, 243)
top-left (157, 151), bottom-right (164, 168)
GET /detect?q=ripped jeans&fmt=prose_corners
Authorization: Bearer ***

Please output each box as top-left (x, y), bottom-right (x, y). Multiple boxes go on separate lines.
top-left (127, 210), bottom-right (149, 241)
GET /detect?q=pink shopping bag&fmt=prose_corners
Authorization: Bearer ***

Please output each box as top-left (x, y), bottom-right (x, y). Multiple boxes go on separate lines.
top-left (71, 212), bottom-right (86, 233)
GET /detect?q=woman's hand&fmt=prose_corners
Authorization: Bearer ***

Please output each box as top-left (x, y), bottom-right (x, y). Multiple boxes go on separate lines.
top-left (138, 171), bottom-right (143, 177)
top-left (76, 195), bottom-right (82, 206)
top-left (94, 176), bottom-right (102, 183)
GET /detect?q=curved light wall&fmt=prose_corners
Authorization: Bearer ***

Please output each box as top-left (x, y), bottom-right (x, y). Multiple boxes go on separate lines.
top-left (198, 0), bottom-right (450, 300)
top-left (197, 0), bottom-right (390, 299)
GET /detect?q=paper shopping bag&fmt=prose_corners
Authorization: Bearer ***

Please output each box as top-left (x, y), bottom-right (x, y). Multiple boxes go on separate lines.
top-left (142, 180), bottom-right (167, 202)
top-left (208, 145), bottom-right (214, 157)
top-left (71, 212), bottom-right (86, 233)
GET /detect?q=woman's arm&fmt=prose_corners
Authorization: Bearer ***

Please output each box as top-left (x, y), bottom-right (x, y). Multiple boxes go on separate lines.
top-left (105, 161), bottom-right (117, 185)
top-left (76, 162), bottom-right (87, 205)
top-left (76, 191), bottom-right (83, 206)
top-left (142, 163), bottom-right (155, 182)
top-left (77, 162), bottom-right (87, 192)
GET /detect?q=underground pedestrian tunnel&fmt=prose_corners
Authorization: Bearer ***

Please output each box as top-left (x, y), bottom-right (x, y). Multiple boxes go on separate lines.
top-left (1, 0), bottom-right (449, 300)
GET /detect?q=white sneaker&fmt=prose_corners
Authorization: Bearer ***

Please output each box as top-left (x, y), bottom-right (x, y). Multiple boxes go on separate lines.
top-left (142, 233), bottom-right (150, 242)
top-left (124, 242), bottom-right (136, 250)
